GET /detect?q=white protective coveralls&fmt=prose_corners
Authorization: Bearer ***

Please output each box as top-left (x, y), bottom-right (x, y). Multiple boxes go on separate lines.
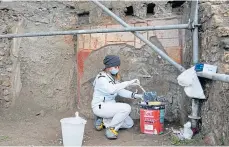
top-left (91, 71), bottom-right (139, 131)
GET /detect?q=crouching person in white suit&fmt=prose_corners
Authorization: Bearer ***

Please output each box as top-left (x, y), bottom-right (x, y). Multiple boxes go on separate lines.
top-left (91, 55), bottom-right (143, 139)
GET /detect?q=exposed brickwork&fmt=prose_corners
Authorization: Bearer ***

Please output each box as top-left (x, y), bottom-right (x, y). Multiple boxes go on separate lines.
top-left (76, 19), bottom-right (183, 78)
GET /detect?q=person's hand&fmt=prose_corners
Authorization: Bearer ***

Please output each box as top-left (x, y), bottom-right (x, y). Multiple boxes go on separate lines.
top-left (134, 94), bottom-right (144, 100)
top-left (129, 79), bottom-right (140, 86)
top-left (131, 89), bottom-right (143, 100)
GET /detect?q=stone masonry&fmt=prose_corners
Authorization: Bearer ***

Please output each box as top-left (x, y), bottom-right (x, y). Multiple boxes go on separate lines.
top-left (197, 1), bottom-right (229, 145)
top-left (0, 7), bottom-right (21, 109)
top-left (0, 1), bottom-right (77, 110)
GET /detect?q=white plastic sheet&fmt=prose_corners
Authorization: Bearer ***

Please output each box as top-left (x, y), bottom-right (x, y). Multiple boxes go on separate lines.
top-left (182, 121), bottom-right (193, 140)
top-left (172, 121), bottom-right (193, 140)
top-left (177, 66), bottom-right (206, 99)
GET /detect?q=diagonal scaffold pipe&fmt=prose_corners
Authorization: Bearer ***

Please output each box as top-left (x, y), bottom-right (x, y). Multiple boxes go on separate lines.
top-left (91, 0), bottom-right (186, 73)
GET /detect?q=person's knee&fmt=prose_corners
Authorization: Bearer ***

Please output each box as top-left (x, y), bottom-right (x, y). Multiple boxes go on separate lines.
top-left (92, 107), bottom-right (102, 118)
top-left (121, 103), bottom-right (131, 114)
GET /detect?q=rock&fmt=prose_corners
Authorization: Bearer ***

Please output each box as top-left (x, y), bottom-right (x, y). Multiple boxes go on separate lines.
top-left (3, 89), bottom-right (9, 96)
top-left (35, 22), bottom-right (41, 26)
top-left (200, 3), bottom-right (215, 23)
top-left (4, 96), bottom-right (10, 102)
top-left (2, 80), bottom-right (10, 87)
top-left (4, 102), bottom-right (10, 108)
top-left (223, 64), bottom-right (229, 74)
top-left (133, 2), bottom-right (147, 18)
top-left (0, 51), bottom-right (5, 56)
top-left (223, 53), bottom-right (229, 63)
top-left (217, 27), bottom-right (229, 37)
top-left (36, 110), bottom-right (45, 117)
top-left (89, 7), bottom-right (103, 24)
top-left (58, 139), bottom-right (63, 145)
top-left (6, 67), bottom-right (12, 72)
top-left (204, 133), bottom-right (217, 145)
top-left (148, 58), bottom-right (154, 65)
top-left (4, 59), bottom-right (13, 65)
top-left (0, 56), bottom-right (4, 61)
top-left (220, 38), bottom-right (229, 50)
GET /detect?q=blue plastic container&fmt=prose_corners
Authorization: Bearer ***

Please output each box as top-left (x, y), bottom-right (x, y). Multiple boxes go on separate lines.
top-left (195, 63), bottom-right (204, 72)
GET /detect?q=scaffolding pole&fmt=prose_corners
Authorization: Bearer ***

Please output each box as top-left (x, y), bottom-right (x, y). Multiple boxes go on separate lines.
top-left (0, 24), bottom-right (189, 39)
top-left (193, 0), bottom-right (199, 64)
top-left (92, 0), bottom-right (186, 73)
top-left (189, 0), bottom-right (201, 130)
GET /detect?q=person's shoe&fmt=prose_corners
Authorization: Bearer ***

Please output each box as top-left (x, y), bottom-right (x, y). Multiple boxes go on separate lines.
top-left (94, 117), bottom-right (104, 131)
top-left (105, 127), bottom-right (118, 139)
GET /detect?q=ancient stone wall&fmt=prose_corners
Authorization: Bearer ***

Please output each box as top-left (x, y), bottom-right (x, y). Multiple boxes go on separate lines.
top-left (72, 1), bottom-right (185, 25)
top-left (0, 7), bottom-right (21, 109)
top-left (0, 2), bottom-right (77, 110)
top-left (198, 1), bottom-right (229, 145)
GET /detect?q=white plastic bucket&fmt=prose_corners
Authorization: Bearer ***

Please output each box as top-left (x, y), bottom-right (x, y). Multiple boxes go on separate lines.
top-left (60, 112), bottom-right (87, 147)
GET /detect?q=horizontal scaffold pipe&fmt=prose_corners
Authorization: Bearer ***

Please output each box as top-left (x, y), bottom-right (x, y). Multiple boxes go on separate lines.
top-left (197, 72), bottom-right (229, 83)
top-left (0, 24), bottom-right (189, 39)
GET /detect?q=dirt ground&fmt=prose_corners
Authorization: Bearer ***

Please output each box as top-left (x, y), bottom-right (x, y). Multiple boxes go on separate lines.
top-left (0, 108), bottom-right (172, 146)
top-left (0, 107), bottom-right (205, 146)
top-left (0, 90), bottom-right (204, 146)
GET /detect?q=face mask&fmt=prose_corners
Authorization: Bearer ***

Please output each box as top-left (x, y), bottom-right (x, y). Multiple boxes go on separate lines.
top-left (110, 67), bottom-right (119, 75)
